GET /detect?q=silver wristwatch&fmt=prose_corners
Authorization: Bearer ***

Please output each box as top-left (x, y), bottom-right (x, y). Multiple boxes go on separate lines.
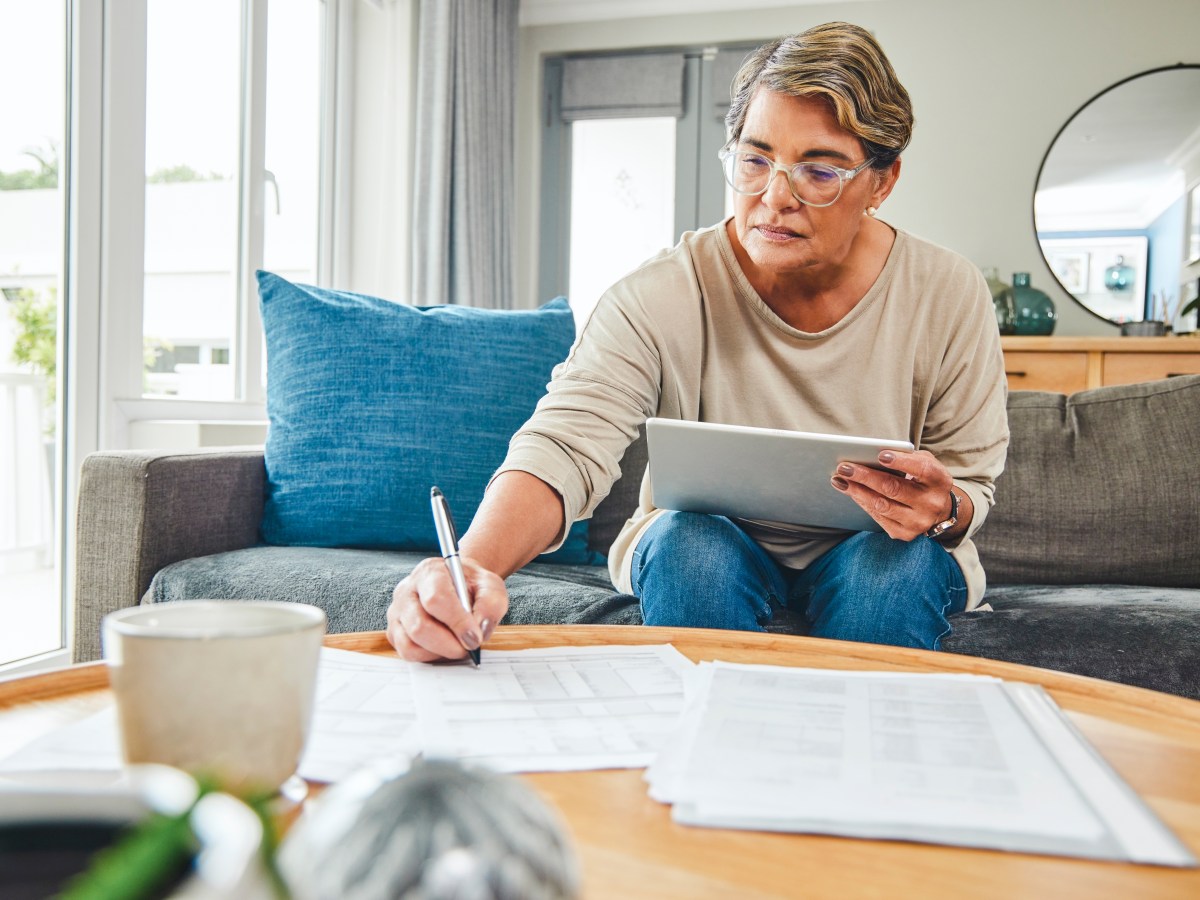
top-left (926, 489), bottom-right (959, 539)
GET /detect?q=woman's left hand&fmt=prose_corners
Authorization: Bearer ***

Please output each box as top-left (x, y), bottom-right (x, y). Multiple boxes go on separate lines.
top-left (831, 449), bottom-right (967, 541)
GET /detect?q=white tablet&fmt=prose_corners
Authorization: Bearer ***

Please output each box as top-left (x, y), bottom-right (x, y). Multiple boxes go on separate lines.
top-left (646, 418), bottom-right (915, 533)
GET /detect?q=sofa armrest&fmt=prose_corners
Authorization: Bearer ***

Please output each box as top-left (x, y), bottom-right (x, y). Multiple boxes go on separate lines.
top-left (73, 448), bottom-right (266, 662)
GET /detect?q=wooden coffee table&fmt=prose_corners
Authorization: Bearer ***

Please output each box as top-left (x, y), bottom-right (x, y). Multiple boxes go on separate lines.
top-left (3, 625), bottom-right (1199, 898)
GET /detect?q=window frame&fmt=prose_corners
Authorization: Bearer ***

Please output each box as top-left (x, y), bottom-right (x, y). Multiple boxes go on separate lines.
top-left (538, 45), bottom-right (750, 303)
top-left (28, 0), bottom-right (350, 674)
top-left (70, 0), bottom-right (347, 454)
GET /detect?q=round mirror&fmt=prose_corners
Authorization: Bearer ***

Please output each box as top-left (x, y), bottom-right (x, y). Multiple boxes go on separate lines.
top-left (1033, 65), bottom-right (1200, 327)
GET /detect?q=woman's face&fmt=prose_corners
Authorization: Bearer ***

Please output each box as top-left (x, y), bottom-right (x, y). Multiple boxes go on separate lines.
top-left (728, 88), bottom-right (894, 279)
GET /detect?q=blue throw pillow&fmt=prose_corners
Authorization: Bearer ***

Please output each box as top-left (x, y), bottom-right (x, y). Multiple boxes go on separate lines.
top-left (258, 271), bottom-right (604, 565)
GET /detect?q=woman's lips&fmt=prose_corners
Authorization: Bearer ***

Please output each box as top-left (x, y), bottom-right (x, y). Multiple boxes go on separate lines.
top-left (755, 224), bottom-right (802, 242)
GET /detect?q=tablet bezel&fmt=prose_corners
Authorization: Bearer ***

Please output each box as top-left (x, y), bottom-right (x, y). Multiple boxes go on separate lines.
top-left (646, 418), bottom-right (915, 533)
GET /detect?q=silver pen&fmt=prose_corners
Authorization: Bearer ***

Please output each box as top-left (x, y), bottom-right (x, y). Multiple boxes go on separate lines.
top-left (430, 486), bottom-right (481, 666)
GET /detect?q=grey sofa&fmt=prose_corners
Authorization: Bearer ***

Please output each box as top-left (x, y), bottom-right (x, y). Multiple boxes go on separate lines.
top-left (74, 376), bottom-right (1200, 700)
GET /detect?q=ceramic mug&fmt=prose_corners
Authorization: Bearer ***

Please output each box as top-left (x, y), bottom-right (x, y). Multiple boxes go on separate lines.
top-left (102, 601), bottom-right (327, 794)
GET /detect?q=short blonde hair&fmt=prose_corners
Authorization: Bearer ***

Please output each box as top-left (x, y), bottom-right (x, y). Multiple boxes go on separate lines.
top-left (725, 22), bottom-right (913, 169)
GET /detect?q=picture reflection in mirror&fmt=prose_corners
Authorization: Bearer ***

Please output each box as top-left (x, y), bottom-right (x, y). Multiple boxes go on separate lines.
top-left (1034, 65), bottom-right (1200, 327)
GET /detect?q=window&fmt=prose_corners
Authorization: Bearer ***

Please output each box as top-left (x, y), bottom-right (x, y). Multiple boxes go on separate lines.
top-left (0, 0), bottom-right (343, 670)
top-left (540, 47), bottom-right (753, 322)
top-left (141, 0), bottom-right (324, 402)
top-left (567, 117), bottom-right (676, 328)
top-left (142, 0), bottom-right (241, 400)
top-left (0, 0), bottom-right (65, 668)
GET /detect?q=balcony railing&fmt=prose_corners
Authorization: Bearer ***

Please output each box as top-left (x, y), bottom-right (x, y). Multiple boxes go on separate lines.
top-left (0, 371), bottom-right (61, 666)
top-left (0, 371), bottom-right (53, 571)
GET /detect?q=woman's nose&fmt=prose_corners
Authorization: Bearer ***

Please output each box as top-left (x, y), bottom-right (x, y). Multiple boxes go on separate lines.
top-left (761, 167), bottom-right (798, 209)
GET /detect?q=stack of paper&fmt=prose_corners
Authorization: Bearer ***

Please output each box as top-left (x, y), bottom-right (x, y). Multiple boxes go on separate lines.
top-left (3, 645), bottom-right (1195, 866)
top-left (0, 645), bottom-right (695, 784)
top-left (645, 661), bottom-right (1195, 867)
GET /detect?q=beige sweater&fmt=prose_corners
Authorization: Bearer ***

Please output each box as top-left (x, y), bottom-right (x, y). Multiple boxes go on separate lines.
top-left (499, 219), bottom-right (1009, 610)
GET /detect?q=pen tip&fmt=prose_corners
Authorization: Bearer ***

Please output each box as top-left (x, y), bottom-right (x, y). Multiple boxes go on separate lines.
top-left (431, 486), bottom-right (442, 499)
top-left (468, 648), bottom-right (481, 667)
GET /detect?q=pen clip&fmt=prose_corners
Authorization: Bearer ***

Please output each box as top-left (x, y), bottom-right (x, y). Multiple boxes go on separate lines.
top-left (430, 486), bottom-right (461, 555)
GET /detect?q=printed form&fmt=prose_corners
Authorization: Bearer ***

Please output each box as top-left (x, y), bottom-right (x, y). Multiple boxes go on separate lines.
top-left (298, 647), bottom-right (421, 783)
top-left (0, 648), bottom-right (420, 785)
top-left (412, 645), bottom-right (695, 772)
top-left (0, 646), bottom-right (694, 781)
top-left (647, 661), bottom-right (1194, 866)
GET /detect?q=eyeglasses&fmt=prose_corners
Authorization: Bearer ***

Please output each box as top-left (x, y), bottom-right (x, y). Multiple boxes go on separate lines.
top-left (718, 147), bottom-right (874, 208)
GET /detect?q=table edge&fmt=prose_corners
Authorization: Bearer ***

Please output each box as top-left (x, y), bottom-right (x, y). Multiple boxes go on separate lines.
top-left (4, 626), bottom-right (1198, 729)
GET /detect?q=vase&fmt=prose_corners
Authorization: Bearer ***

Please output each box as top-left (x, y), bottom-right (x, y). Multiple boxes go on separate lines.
top-left (1011, 272), bottom-right (1056, 335)
top-left (983, 267), bottom-right (1015, 335)
top-left (1104, 256), bottom-right (1135, 292)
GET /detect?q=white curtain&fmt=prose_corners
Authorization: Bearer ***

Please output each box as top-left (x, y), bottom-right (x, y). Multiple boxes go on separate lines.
top-left (411, 0), bottom-right (518, 308)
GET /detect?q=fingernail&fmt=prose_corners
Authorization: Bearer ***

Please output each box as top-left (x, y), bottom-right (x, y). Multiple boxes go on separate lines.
top-left (837, 464), bottom-right (854, 477)
top-left (461, 629), bottom-right (481, 651)
top-left (878, 450), bottom-right (895, 464)
top-left (480, 618), bottom-right (495, 641)
top-left (832, 476), bottom-right (849, 491)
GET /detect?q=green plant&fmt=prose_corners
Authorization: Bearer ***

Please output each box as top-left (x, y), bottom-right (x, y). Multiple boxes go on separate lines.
top-left (0, 143), bottom-right (59, 191)
top-left (8, 286), bottom-right (58, 408)
top-left (1181, 293), bottom-right (1200, 320)
top-left (59, 777), bottom-right (288, 900)
top-left (147, 164), bottom-right (229, 184)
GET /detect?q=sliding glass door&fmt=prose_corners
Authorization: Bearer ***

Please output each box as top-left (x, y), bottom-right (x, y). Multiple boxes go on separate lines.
top-left (0, 0), bottom-right (66, 667)
top-left (0, 0), bottom-right (340, 669)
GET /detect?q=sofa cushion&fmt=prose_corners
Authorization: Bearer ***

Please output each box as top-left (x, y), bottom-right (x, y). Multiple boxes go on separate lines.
top-left (146, 546), bottom-right (636, 635)
top-left (942, 584), bottom-right (1200, 700)
top-left (146, 549), bottom-right (1200, 699)
top-left (257, 272), bottom-right (602, 565)
top-left (975, 376), bottom-right (1200, 587)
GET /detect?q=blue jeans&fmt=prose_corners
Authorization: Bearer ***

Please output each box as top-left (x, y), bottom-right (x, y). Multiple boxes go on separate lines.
top-left (630, 511), bottom-right (968, 651)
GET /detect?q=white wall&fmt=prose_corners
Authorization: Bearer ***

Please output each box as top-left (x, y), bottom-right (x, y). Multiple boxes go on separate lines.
top-left (513, 0), bottom-right (1200, 335)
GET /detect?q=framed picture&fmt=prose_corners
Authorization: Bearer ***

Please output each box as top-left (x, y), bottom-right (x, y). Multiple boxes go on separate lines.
top-left (1039, 235), bottom-right (1148, 322)
top-left (1047, 251), bottom-right (1089, 293)
top-left (1187, 183), bottom-right (1200, 266)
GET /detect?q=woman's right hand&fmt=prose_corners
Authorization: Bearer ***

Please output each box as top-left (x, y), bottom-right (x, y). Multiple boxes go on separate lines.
top-left (386, 556), bottom-right (509, 662)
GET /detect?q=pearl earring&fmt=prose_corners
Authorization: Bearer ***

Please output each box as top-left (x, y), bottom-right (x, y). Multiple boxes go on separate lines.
top-left (865, 206), bottom-right (877, 217)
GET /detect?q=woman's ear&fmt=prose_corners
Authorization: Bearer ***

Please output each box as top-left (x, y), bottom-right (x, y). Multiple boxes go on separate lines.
top-left (870, 157), bottom-right (902, 209)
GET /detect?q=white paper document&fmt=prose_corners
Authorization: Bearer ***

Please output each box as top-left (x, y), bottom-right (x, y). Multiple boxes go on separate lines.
top-left (646, 661), bottom-right (1195, 867)
top-left (296, 647), bottom-right (421, 783)
top-left (0, 648), bottom-right (420, 785)
top-left (4, 644), bottom-right (1192, 867)
top-left (0, 645), bottom-right (694, 781)
top-left (0, 706), bottom-right (122, 778)
top-left (412, 645), bottom-right (695, 772)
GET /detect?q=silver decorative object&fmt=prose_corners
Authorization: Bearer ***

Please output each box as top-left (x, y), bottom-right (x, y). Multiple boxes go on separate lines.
top-left (281, 758), bottom-right (580, 900)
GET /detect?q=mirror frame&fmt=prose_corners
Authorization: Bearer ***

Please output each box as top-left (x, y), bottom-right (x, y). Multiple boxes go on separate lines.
top-left (1032, 63), bottom-right (1200, 327)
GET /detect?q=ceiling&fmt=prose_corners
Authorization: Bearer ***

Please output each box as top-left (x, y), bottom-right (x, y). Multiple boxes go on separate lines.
top-left (1033, 66), bottom-right (1200, 231)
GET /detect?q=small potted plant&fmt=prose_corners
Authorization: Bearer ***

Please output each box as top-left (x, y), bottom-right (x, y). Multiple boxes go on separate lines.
top-left (0, 766), bottom-right (284, 899)
top-left (1178, 289), bottom-right (1200, 334)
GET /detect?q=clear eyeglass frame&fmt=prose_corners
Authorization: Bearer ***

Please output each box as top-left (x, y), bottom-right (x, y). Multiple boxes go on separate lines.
top-left (718, 147), bottom-right (875, 208)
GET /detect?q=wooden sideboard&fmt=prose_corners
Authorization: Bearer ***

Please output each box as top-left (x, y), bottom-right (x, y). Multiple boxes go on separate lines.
top-left (1000, 335), bottom-right (1200, 394)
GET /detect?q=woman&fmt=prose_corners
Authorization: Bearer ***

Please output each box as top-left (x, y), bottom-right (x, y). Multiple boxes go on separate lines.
top-left (386, 21), bottom-right (1008, 662)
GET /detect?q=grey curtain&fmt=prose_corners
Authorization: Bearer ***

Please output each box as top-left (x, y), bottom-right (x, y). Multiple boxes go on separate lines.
top-left (712, 48), bottom-right (753, 122)
top-left (411, 0), bottom-right (518, 308)
top-left (560, 53), bottom-right (686, 121)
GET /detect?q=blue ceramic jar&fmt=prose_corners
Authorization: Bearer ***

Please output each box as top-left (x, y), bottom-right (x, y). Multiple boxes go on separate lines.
top-left (1011, 272), bottom-right (1056, 336)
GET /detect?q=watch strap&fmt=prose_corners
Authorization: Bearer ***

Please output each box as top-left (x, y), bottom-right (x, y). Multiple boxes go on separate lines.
top-left (925, 489), bottom-right (959, 539)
